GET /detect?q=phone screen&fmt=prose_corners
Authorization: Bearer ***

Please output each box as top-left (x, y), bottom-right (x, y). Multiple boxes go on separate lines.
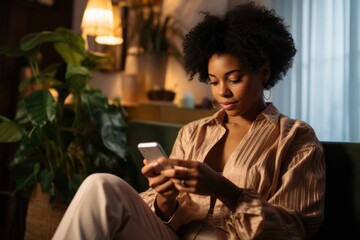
top-left (137, 142), bottom-right (169, 173)
top-left (137, 142), bottom-right (168, 161)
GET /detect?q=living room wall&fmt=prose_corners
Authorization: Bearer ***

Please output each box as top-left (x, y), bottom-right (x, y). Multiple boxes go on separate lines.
top-left (72, 0), bottom-right (272, 106)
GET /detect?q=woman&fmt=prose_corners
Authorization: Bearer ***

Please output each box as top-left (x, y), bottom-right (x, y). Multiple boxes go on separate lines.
top-left (53, 2), bottom-right (325, 239)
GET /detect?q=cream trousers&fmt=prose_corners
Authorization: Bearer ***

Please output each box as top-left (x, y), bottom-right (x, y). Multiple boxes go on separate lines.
top-left (52, 173), bottom-right (180, 240)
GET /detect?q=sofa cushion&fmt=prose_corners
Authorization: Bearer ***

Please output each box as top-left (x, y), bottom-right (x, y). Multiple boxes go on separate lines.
top-left (312, 142), bottom-right (360, 239)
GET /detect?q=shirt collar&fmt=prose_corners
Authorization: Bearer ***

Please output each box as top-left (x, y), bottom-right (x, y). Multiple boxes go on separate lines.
top-left (256, 103), bottom-right (280, 126)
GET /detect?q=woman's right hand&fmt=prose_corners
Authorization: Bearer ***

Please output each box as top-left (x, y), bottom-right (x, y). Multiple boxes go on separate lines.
top-left (141, 158), bottom-right (179, 219)
top-left (141, 158), bottom-right (179, 199)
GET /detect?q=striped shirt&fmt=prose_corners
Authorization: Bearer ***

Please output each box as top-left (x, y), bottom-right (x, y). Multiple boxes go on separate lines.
top-left (140, 103), bottom-right (325, 239)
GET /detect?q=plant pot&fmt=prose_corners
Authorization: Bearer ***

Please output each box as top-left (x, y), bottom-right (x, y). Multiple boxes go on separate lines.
top-left (24, 184), bottom-right (68, 240)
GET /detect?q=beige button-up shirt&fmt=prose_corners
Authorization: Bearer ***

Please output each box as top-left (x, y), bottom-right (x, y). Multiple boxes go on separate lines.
top-left (140, 103), bottom-right (325, 239)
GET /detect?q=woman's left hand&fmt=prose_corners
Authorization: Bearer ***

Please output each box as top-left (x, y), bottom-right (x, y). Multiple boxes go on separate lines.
top-left (160, 159), bottom-right (222, 197)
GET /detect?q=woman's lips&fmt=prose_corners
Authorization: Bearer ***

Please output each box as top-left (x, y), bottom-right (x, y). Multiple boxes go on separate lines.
top-left (220, 101), bottom-right (237, 110)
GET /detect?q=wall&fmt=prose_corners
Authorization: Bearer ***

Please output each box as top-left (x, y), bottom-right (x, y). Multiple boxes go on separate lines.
top-left (72, 0), bottom-right (272, 106)
top-left (162, 0), bottom-right (227, 106)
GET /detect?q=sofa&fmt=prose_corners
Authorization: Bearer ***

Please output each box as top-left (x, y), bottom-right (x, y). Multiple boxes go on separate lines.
top-left (127, 120), bottom-right (360, 239)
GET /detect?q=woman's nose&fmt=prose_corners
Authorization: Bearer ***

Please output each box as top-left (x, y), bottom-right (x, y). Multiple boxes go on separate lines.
top-left (218, 82), bottom-right (231, 97)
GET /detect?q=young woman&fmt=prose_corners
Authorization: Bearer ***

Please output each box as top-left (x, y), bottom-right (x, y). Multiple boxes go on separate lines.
top-left (53, 2), bottom-right (325, 239)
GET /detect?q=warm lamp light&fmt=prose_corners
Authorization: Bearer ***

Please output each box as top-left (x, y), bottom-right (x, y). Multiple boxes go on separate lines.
top-left (81, 0), bottom-right (123, 46)
top-left (95, 35), bottom-right (123, 45)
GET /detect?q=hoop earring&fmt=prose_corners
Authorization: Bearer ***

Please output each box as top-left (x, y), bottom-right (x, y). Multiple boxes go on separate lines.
top-left (263, 89), bottom-right (272, 101)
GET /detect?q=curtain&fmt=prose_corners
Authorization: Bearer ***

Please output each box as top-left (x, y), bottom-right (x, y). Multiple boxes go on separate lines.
top-left (271, 0), bottom-right (360, 142)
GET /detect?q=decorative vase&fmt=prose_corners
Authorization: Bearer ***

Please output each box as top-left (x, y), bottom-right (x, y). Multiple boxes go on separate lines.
top-left (24, 184), bottom-right (67, 240)
top-left (138, 52), bottom-right (168, 101)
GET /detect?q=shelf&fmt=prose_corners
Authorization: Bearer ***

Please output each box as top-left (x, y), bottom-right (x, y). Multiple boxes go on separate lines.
top-left (124, 103), bottom-right (217, 125)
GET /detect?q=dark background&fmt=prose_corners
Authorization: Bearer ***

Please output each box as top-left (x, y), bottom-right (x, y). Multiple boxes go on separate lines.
top-left (0, 0), bottom-right (73, 239)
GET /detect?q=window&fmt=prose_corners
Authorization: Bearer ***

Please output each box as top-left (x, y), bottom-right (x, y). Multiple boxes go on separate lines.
top-left (272, 0), bottom-right (360, 142)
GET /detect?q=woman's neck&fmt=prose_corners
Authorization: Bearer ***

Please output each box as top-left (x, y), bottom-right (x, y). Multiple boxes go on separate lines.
top-left (225, 102), bottom-right (266, 126)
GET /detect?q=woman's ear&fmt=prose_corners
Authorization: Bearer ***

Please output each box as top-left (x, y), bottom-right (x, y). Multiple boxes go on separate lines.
top-left (261, 63), bottom-right (271, 85)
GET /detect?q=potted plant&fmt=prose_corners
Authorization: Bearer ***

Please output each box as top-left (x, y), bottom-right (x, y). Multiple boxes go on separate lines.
top-left (0, 27), bottom-right (137, 204)
top-left (128, 0), bottom-right (184, 61)
top-left (127, 0), bottom-right (184, 101)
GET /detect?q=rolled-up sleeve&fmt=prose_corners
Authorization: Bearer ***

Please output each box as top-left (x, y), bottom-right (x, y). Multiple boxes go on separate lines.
top-left (225, 144), bottom-right (325, 239)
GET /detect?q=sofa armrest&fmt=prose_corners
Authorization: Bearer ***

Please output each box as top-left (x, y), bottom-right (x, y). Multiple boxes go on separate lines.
top-left (313, 141), bottom-right (360, 239)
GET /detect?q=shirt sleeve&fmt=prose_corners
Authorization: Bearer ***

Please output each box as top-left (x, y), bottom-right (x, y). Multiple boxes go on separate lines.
top-left (225, 144), bottom-right (325, 239)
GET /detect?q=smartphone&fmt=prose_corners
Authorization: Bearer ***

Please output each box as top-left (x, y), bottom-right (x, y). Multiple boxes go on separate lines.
top-left (137, 142), bottom-right (169, 173)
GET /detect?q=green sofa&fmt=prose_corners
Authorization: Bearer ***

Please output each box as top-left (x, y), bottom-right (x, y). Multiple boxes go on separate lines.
top-left (127, 120), bottom-right (360, 239)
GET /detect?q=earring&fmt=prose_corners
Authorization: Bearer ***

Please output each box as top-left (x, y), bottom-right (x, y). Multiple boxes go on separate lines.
top-left (263, 89), bottom-right (272, 101)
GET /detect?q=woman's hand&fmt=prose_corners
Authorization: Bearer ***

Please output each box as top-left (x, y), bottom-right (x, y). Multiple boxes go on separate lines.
top-left (141, 158), bottom-right (179, 200)
top-left (161, 159), bottom-right (222, 197)
top-left (141, 158), bottom-right (179, 220)
top-left (162, 159), bottom-right (242, 211)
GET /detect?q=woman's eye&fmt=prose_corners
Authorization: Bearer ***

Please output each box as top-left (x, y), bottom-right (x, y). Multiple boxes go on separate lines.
top-left (206, 78), bottom-right (218, 85)
top-left (228, 78), bottom-right (241, 84)
top-left (209, 81), bottom-right (219, 86)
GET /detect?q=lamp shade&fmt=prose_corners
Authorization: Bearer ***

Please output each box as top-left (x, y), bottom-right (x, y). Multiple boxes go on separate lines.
top-left (81, 0), bottom-right (123, 45)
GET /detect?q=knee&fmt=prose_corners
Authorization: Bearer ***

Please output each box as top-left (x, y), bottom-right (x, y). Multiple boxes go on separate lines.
top-left (81, 173), bottom-right (134, 195)
top-left (83, 173), bottom-right (125, 187)
top-left (78, 173), bottom-right (138, 205)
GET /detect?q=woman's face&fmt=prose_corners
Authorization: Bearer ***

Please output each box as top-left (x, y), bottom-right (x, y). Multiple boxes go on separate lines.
top-left (208, 53), bottom-right (269, 120)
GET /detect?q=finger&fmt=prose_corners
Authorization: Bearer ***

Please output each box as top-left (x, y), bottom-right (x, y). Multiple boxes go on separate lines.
top-left (161, 167), bottom-right (192, 180)
top-left (158, 182), bottom-right (178, 195)
top-left (167, 159), bottom-right (198, 168)
top-left (148, 174), bottom-right (167, 187)
top-left (151, 178), bottom-right (180, 198)
top-left (171, 178), bottom-right (196, 193)
top-left (143, 157), bottom-right (168, 166)
top-left (141, 161), bottom-right (162, 176)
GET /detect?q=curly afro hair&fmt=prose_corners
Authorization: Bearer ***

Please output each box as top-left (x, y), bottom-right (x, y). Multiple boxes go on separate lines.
top-left (182, 2), bottom-right (296, 90)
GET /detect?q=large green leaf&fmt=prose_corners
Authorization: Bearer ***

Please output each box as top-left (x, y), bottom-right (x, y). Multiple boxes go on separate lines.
top-left (20, 27), bottom-right (85, 68)
top-left (82, 50), bottom-right (113, 71)
top-left (24, 90), bottom-right (57, 127)
top-left (14, 100), bottom-right (31, 125)
top-left (20, 31), bottom-right (62, 52)
top-left (52, 27), bottom-right (86, 66)
top-left (96, 108), bottom-right (127, 159)
top-left (39, 169), bottom-right (55, 194)
top-left (65, 64), bottom-right (91, 92)
top-left (81, 89), bottom-right (109, 110)
top-left (9, 131), bottom-right (41, 168)
top-left (54, 42), bottom-right (84, 66)
top-left (54, 27), bottom-right (86, 54)
top-left (0, 116), bottom-right (23, 142)
top-left (72, 89), bottom-right (107, 132)
top-left (81, 90), bottom-right (127, 158)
